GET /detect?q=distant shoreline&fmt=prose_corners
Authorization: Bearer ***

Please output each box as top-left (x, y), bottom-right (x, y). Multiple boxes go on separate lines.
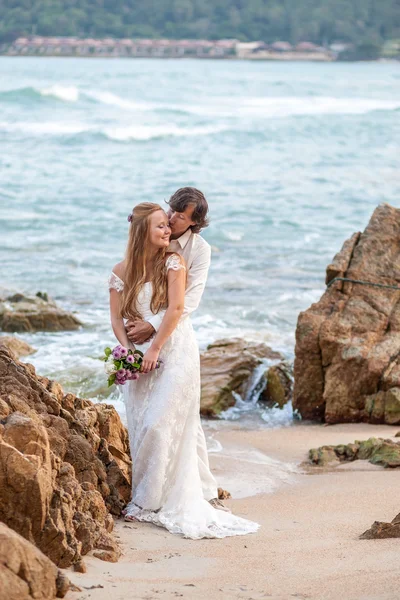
top-left (2, 35), bottom-right (397, 62)
top-left (0, 54), bottom-right (394, 62)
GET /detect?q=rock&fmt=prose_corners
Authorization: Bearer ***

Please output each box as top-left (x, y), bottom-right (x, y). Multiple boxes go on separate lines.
top-left (383, 388), bottom-right (400, 425)
top-left (259, 361), bottom-right (293, 408)
top-left (360, 512), bottom-right (400, 539)
top-left (294, 203), bottom-right (400, 424)
top-left (0, 336), bottom-right (36, 359)
top-left (309, 438), bottom-right (400, 468)
top-left (0, 292), bottom-right (82, 333)
top-left (0, 347), bottom-right (129, 567)
top-left (368, 439), bottom-right (400, 468)
top-left (218, 487), bottom-right (231, 500)
top-left (325, 232), bottom-right (361, 285)
top-left (200, 338), bottom-right (282, 417)
top-left (73, 559), bottom-right (87, 573)
top-left (309, 446), bottom-right (340, 466)
top-left (92, 550), bottom-right (119, 562)
top-left (0, 521), bottom-right (70, 599)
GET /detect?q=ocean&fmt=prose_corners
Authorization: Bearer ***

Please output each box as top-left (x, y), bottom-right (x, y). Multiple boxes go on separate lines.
top-left (1, 57), bottom-right (399, 424)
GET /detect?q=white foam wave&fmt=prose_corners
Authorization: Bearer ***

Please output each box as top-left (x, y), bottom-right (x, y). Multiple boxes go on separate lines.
top-left (166, 96), bottom-right (400, 119)
top-left (261, 401), bottom-right (295, 428)
top-left (31, 86), bottom-right (400, 119)
top-left (40, 85), bottom-right (80, 102)
top-left (239, 96), bottom-right (400, 117)
top-left (37, 84), bottom-right (151, 110)
top-left (0, 119), bottom-right (226, 141)
top-left (103, 124), bottom-right (226, 141)
top-left (84, 90), bottom-right (151, 111)
top-left (0, 120), bottom-right (89, 135)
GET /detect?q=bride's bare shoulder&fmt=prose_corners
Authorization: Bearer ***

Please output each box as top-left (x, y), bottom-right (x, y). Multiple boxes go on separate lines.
top-left (112, 261), bottom-right (126, 279)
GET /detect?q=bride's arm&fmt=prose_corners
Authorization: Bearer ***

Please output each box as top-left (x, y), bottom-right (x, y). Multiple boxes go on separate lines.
top-left (109, 289), bottom-right (131, 348)
top-left (141, 258), bottom-right (186, 373)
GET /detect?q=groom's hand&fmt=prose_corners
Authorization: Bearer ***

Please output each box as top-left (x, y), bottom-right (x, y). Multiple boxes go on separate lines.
top-left (126, 319), bottom-right (155, 345)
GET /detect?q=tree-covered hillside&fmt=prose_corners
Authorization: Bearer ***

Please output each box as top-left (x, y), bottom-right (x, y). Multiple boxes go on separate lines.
top-left (1, 0), bottom-right (399, 45)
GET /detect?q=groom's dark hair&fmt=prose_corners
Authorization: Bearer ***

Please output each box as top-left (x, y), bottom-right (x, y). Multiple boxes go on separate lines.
top-left (167, 187), bottom-right (209, 234)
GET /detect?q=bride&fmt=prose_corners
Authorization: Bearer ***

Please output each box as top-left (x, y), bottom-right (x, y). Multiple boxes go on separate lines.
top-left (108, 202), bottom-right (259, 539)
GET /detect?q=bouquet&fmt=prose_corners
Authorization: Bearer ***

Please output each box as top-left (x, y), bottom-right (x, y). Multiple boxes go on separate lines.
top-left (102, 344), bottom-right (161, 387)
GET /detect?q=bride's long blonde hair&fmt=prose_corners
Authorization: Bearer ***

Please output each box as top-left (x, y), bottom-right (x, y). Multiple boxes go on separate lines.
top-left (120, 203), bottom-right (168, 320)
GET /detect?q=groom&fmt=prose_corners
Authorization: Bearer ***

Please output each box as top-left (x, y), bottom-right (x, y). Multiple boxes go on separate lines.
top-left (126, 186), bottom-right (210, 345)
top-left (126, 187), bottom-right (229, 512)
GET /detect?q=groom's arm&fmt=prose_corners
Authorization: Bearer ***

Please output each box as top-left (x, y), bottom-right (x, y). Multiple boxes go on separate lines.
top-left (127, 240), bottom-right (211, 342)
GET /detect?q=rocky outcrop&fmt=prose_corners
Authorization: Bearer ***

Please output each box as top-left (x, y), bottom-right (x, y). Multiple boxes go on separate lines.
top-left (200, 338), bottom-right (282, 417)
top-left (259, 361), bottom-right (293, 408)
top-left (0, 347), bottom-right (131, 568)
top-left (294, 203), bottom-right (400, 423)
top-left (0, 292), bottom-right (81, 332)
top-left (0, 522), bottom-right (70, 599)
top-left (309, 437), bottom-right (400, 468)
top-left (361, 512), bottom-right (400, 539)
top-left (0, 336), bottom-right (36, 359)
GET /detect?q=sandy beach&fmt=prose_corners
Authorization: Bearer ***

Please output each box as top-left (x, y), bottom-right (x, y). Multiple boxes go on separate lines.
top-left (65, 422), bottom-right (400, 600)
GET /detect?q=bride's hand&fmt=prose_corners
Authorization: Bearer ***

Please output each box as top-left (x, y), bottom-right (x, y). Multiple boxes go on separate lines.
top-left (141, 347), bottom-right (160, 374)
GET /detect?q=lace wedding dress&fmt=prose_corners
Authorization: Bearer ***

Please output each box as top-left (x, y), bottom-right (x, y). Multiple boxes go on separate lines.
top-left (108, 254), bottom-right (259, 539)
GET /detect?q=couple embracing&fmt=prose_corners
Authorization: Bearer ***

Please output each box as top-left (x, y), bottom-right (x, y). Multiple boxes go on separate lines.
top-left (109, 187), bottom-right (259, 539)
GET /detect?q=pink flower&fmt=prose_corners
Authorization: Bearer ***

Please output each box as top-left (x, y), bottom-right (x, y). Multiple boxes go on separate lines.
top-left (126, 354), bottom-right (135, 364)
top-left (112, 347), bottom-right (122, 359)
top-left (119, 347), bottom-right (128, 357)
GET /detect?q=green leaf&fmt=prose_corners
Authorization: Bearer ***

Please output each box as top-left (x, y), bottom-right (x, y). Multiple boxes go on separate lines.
top-left (133, 363), bottom-right (141, 369)
top-left (104, 347), bottom-right (112, 356)
top-left (108, 374), bottom-right (116, 387)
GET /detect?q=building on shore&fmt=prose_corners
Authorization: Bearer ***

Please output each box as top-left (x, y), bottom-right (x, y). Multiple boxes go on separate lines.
top-left (2, 36), bottom-right (335, 61)
top-left (237, 40), bottom-right (334, 61)
top-left (3, 36), bottom-right (238, 58)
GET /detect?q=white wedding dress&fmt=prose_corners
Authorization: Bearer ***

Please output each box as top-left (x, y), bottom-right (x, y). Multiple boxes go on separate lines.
top-left (108, 254), bottom-right (259, 539)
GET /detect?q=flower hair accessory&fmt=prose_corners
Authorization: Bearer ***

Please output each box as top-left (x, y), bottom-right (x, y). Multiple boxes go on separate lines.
top-left (127, 213), bottom-right (133, 223)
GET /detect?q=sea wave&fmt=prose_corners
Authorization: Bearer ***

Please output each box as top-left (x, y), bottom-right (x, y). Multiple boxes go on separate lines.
top-left (41, 85), bottom-right (80, 102)
top-left (160, 96), bottom-right (400, 118)
top-left (238, 96), bottom-right (400, 117)
top-left (0, 120), bottom-right (89, 135)
top-left (102, 124), bottom-right (227, 141)
top-left (0, 84), bottom-right (151, 110)
top-left (84, 90), bottom-right (151, 111)
top-left (0, 84), bottom-right (81, 103)
top-left (2, 85), bottom-right (399, 119)
top-left (0, 120), bottom-right (227, 141)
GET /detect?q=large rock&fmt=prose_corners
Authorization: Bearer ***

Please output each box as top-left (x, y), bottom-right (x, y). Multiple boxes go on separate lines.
top-left (294, 203), bottom-right (400, 423)
top-left (200, 338), bottom-right (282, 417)
top-left (309, 437), bottom-right (400, 468)
top-left (0, 347), bottom-right (131, 568)
top-left (0, 335), bottom-right (36, 359)
top-left (361, 512), bottom-right (400, 539)
top-left (0, 522), bottom-right (70, 599)
top-left (259, 361), bottom-right (293, 408)
top-left (0, 292), bottom-right (82, 332)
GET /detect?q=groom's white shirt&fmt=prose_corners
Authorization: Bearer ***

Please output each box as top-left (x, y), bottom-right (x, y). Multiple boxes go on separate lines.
top-left (147, 228), bottom-right (211, 331)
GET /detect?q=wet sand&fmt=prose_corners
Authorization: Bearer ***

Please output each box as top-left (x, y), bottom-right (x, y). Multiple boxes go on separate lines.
top-left (65, 423), bottom-right (400, 600)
